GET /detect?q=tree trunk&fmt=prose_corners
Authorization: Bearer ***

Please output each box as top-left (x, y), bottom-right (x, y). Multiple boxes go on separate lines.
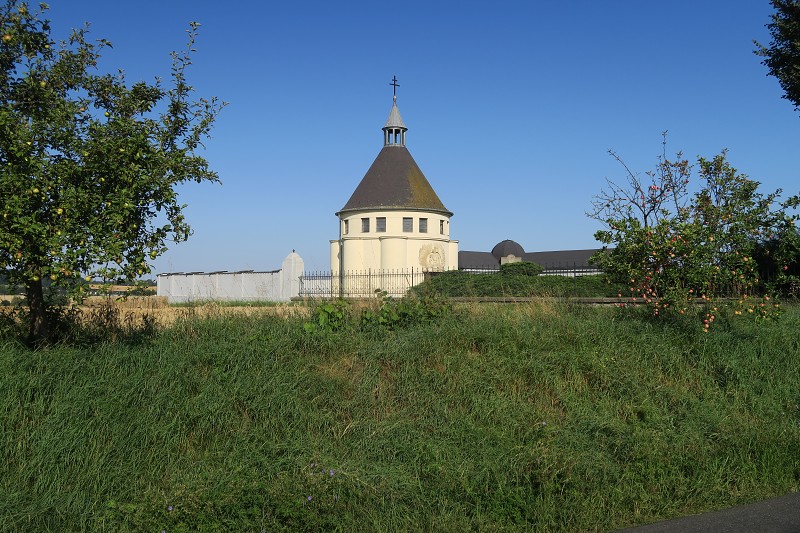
top-left (26, 278), bottom-right (49, 345)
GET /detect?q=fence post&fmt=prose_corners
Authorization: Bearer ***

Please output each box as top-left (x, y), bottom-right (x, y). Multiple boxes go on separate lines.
top-left (574, 262), bottom-right (577, 290)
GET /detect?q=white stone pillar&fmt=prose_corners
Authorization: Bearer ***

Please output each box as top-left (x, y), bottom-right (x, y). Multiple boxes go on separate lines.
top-left (281, 251), bottom-right (304, 300)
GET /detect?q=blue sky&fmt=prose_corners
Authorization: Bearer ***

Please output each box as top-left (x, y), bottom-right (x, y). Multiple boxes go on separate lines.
top-left (44, 1), bottom-right (799, 274)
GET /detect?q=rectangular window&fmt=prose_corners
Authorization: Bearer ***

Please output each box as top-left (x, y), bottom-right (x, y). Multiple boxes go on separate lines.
top-left (361, 218), bottom-right (370, 233)
top-left (440, 220), bottom-right (445, 234)
top-left (343, 220), bottom-right (349, 235)
top-left (376, 217), bottom-right (386, 232)
top-left (402, 217), bottom-right (413, 232)
top-left (419, 218), bottom-right (428, 233)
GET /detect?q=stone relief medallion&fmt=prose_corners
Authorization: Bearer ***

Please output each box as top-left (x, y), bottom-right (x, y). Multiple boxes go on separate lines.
top-left (419, 244), bottom-right (444, 269)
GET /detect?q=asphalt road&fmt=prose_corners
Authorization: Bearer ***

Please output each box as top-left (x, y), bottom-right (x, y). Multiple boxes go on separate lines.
top-left (615, 492), bottom-right (800, 532)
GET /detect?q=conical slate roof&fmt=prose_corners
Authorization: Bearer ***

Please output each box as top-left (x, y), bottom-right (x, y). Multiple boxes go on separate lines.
top-left (338, 145), bottom-right (452, 216)
top-left (384, 98), bottom-right (406, 130)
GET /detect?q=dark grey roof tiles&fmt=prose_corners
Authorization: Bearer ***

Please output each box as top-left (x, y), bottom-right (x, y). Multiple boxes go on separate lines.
top-left (491, 239), bottom-right (525, 259)
top-left (459, 247), bottom-right (602, 270)
top-left (338, 146), bottom-right (452, 216)
top-left (458, 251), bottom-right (498, 269)
top-left (522, 249), bottom-right (599, 268)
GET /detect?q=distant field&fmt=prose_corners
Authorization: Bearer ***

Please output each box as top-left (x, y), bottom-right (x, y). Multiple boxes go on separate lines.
top-left (0, 295), bottom-right (305, 326)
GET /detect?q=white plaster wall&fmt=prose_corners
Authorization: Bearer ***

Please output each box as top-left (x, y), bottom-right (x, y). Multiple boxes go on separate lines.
top-left (333, 209), bottom-right (458, 273)
top-left (281, 252), bottom-right (304, 297)
top-left (448, 241), bottom-right (459, 270)
top-left (330, 240), bottom-right (340, 273)
top-left (380, 236), bottom-right (408, 270)
top-left (157, 252), bottom-right (304, 303)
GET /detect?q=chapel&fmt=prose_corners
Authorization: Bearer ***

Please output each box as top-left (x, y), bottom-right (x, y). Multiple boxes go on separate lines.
top-left (330, 79), bottom-right (458, 274)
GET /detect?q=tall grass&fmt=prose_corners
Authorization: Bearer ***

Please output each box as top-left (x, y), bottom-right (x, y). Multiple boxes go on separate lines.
top-left (1, 304), bottom-right (798, 531)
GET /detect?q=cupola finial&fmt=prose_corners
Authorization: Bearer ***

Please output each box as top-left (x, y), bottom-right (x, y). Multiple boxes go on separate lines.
top-left (383, 75), bottom-right (407, 146)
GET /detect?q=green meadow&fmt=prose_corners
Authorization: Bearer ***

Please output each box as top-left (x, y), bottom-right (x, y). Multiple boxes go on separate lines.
top-left (1, 302), bottom-right (799, 531)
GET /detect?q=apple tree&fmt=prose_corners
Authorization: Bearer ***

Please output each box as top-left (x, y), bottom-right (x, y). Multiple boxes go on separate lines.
top-left (0, 2), bottom-right (224, 342)
top-left (589, 141), bottom-right (799, 330)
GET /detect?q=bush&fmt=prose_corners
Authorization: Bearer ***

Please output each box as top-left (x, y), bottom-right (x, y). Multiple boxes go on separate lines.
top-left (303, 292), bottom-right (453, 333)
top-left (303, 299), bottom-right (351, 333)
top-left (590, 144), bottom-right (799, 330)
top-left (360, 291), bottom-right (452, 332)
top-left (499, 261), bottom-right (544, 276)
top-left (412, 270), bottom-right (623, 298)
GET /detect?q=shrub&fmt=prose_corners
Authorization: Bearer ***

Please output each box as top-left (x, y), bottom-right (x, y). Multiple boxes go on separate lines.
top-left (303, 292), bottom-right (452, 333)
top-left (360, 291), bottom-right (452, 332)
top-left (590, 142), bottom-right (799, 330)
top-left (412, 271), bottom-right (623, 298)
top-left (499, 261), bottom-right (544, 276)
top-left (303, 299), bottom-right (351, 333)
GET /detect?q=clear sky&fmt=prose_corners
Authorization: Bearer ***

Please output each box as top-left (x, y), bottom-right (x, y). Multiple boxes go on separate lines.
top-left (43, 1), bottom-right (799, 274)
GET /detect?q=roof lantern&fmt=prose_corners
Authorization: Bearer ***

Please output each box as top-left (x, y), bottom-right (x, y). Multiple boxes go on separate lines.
top-left (383, 75), bottom-right (407, 146)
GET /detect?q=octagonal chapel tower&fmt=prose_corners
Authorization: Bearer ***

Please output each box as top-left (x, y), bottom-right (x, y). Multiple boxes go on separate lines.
top-left (330, 82), bottom-right (457, 274)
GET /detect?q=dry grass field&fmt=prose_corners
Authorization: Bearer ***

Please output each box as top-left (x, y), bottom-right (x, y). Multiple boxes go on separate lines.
top-left (0, 294), bottom-right (308, 327)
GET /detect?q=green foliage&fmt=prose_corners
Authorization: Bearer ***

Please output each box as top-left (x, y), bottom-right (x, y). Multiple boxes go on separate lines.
top-left (359, 290), bottom-right (452, 331)
top-left (1, 306), bottom-right (799, 530)
top-left (590, 140), bottom-right (799, 329)
top-left (499, 260), bottom-right (544, 276)
top-left (755, 0), bottom-right (800, 112)
top-left (303, 299), bottom-right (350, 333)
top-left (0, 2), bottom-right (223, 342)
top-left (304, 292), bottom-right (452, 333)
top-left (752, 227), bottom-right (800, 298)
top-left (412, 270), bottom-right (622, 298)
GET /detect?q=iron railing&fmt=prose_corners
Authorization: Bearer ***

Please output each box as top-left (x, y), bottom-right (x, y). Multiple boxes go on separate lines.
top-left (299, 268), bottom-right (442, 298)
top-left (298, 264), bottom-right (602, 298)
top-left (459, 263), bottom-right (603, 277)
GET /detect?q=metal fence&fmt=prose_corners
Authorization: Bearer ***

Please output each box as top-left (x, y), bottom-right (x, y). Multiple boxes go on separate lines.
top-left (299, 269), bottom-right (442, 298)
top-left (298, 264), bottom-right (603, 298)
top-left (460, 263), bottom-right (602, 277)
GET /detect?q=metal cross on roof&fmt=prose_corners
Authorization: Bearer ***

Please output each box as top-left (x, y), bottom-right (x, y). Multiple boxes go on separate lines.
top-left (390, 75), bottom-right (399, 97)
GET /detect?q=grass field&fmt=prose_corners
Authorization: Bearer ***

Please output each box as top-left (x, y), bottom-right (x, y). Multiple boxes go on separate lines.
top-left (1, 301), bottom-right (798, 531)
